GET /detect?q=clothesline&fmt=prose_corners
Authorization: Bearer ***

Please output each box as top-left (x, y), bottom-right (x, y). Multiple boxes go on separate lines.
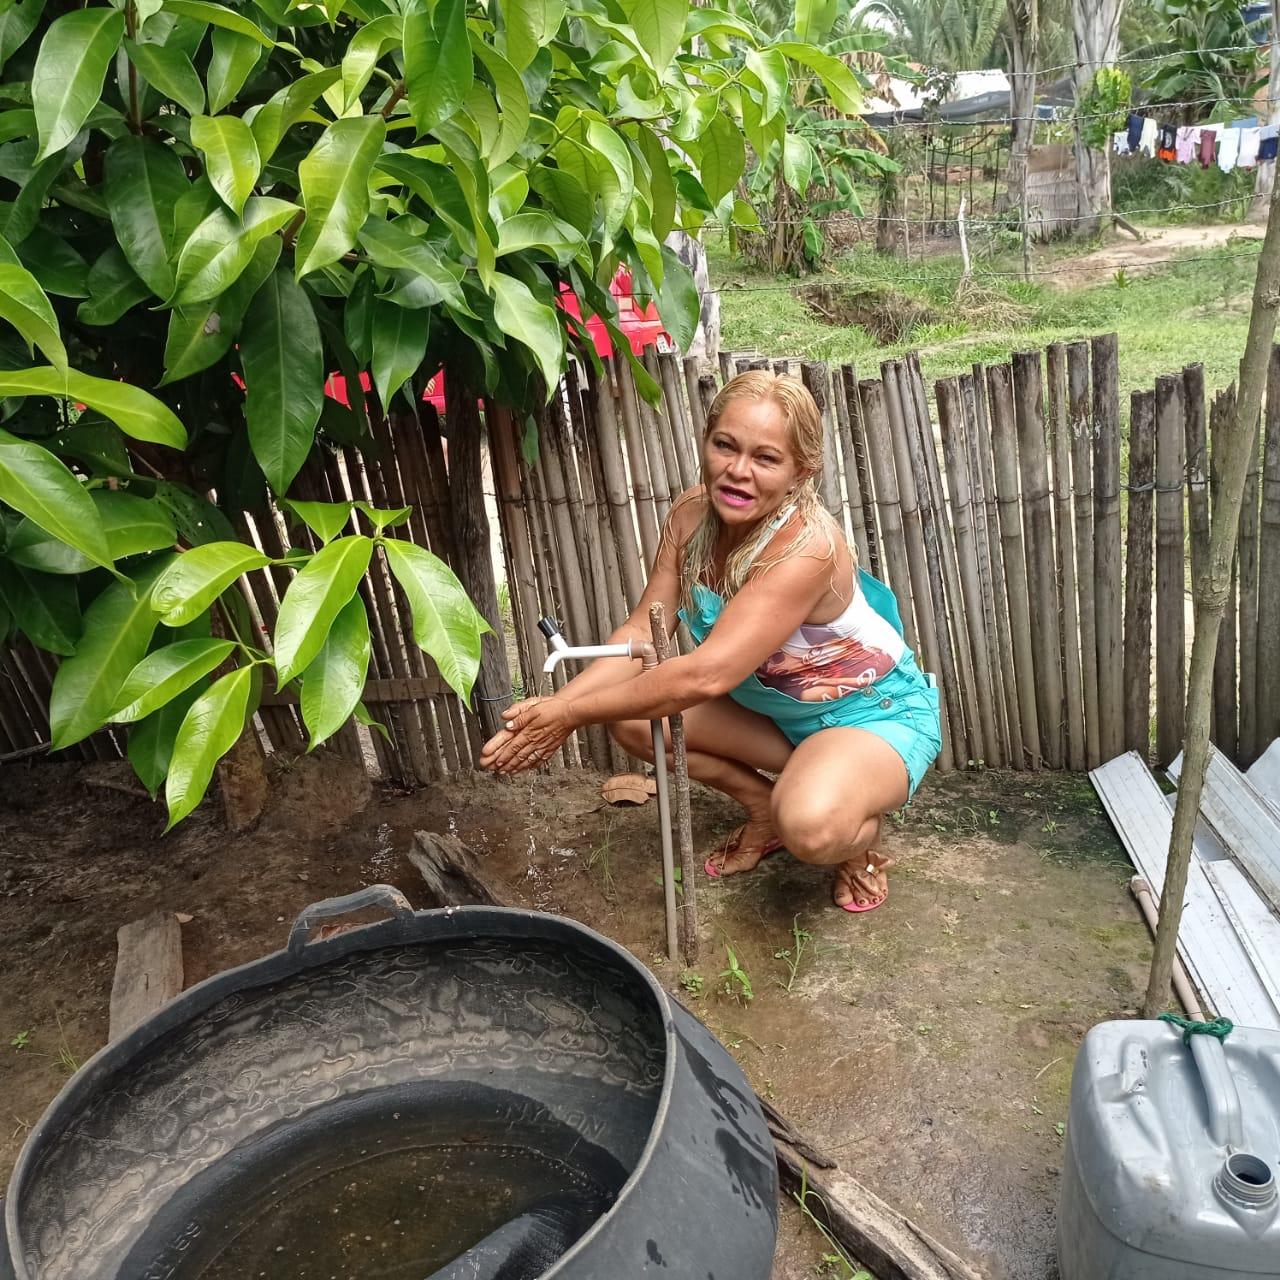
top-left (1115, 110), bottom-right (1278, 173)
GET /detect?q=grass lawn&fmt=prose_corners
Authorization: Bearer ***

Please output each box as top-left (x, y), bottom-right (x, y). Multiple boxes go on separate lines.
top-left (710, 234), bottom-right (1262, 404)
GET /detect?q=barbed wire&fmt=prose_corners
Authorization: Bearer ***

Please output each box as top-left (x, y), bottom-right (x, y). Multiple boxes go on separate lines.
top-left (692, 245), bottom-right (1263, 295)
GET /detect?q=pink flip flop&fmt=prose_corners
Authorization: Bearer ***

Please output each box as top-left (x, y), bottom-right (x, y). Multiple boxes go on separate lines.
top-left (840, 889), bottom-right (887, 913)
top-left (704, 834), bottom-right (783, 879)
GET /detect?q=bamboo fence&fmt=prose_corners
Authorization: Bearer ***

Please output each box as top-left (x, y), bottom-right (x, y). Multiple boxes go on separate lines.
top-left (5, 340), bottom-right (1280, 780)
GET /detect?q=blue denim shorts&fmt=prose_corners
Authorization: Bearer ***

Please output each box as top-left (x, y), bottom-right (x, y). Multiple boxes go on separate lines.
top-left (727, 650), bottom-right (943, 798)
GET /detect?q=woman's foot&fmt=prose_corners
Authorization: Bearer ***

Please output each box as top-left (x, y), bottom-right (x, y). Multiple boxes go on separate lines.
top-left (834, 850), bottom-right (894, 911)
top-left (705, 815), bottom-right (782, 877)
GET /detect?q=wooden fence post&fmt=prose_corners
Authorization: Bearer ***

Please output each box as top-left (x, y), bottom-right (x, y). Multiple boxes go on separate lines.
top-left (1237, 400), bottom-right (1263, 765)
top-left (1066, 341), bottom-right (1100, 769)
top-left (841, 364), bottom-right (882, 577)
top-left (832, 365), bottom-right (871, 564)
top-left (801, 362), bottom-right (844, 517)
top-left (1210, 388), bottom-right (1240, 758)
top-left (1258, 346), bottom-right (1280, 747)
top-left (1091, 334), bottom-right (1124, 762)
top-left (1123, 391), bottom-right (1156, 758)
top-left (1154, 374), bottom-right (1187, 765)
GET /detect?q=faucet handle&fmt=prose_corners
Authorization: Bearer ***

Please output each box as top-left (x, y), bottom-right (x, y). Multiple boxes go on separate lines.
top-left (538, 616), bottom-right (562, 640)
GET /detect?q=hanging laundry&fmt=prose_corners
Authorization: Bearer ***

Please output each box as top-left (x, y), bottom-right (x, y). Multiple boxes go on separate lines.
top-left (1139, 117), bottom-right (1158, 158)
top-left (1157, 123), bottom-right (1178, 162)
top-left (1218, 127), bottom-right (1241, 172)
top-left (1127, 112), bottom-right (1145, 151)
top-left (1175, 126), bottom-right (1200, 164)
top-left (1260, 123), bottom-right (1279, 162)
top-left (1199, 128), bottom-right (1218, 168)
top-left (1239, 126), bottom-right (1262, 168)
top-left (1113, 131), bottom-right (1132, 156)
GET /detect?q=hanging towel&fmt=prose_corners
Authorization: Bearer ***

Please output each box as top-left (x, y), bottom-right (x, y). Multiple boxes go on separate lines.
top-left (1175, 126), bottom-right (1200, 164)
top-left (1260, 124), bottom-right (1279, 162)
top-left (1157, 123), bottom-right (1178, 162)
top-left (1113, 130), bottom-right (1132, 155)
top-left (1199, 128), bottom-right (1218, 167)
top-left (1239, 126), bottom-right (1262, 168)
top-left (1139, 117), bottom-right (1158, 158)
top-left (1127, 112), bottom-right (1145, 151)
top-left (1218, 127), bottom-right (1241, 172)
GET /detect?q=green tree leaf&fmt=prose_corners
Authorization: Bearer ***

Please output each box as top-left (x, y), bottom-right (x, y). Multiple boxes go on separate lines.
top-left (172, 195), bottom-right (297, 304)
top-left (783, 133), bottom-right (814, 197)
top-left (491, 272), bottom-right (564, 395)
top-left (775, 41), bottom-right (864, 116)
top-left (48, 557), bottom-right (171, 748)
top-left (239, 267), bottom-right (323, 493)
top-left (273, 534), bottom-right (373, 683)
top-left (745, 47), bottom-right (787, 123)
top-left (382, 538), bottom-right (487, 703)
top-left (77, 245), bottom-right (151, 327)
top-left (358, 216), bottom-right (466, 309)
top-left (495, 211), bottom-right (583, 265)
top-left (370, 297), bottom-right (429, 409)
top-left (32, 7), bottom-right (124, 160)
top-left (0, 561), bottom-right (81, 654)
top-left (125, 38), bottom-right (205, 116)
top-left (286, 497), bottom-right (352, 543)
top-left (473, 40), bottom-right (529, 166)
top-left (150, 540), bottom-right (272, 626)
top-left (207, 27), bottom-right (263, 114)
top-left (404, 0), bottom-right (473, 135)
top-left (299, 592), bottom-right (370, 749)
top-left (104, 136), bottom-right (189, 298)
top-left (128, 681), bottom-right (199, 796)
top-left (0, 0), bottom-right (45, 74)
top-left (164, 663), bottom-right (256, 829)
top-left (14, 227), bottom-right (89, 297)
top-left (161, 233), bottom-right (279, 385)
top-left (0, 367), bottom-right (187, 449)
top-left (654, 242), bottom-right (697, 353)
top-left (353, 500), bottom-right (411, 532)
top-left (618, 0), bottom-right (687, 75)
top-left (0, 427), bottom-right (113, 570)
top-left (5, 518), bottom-right (95, 575)
top-left (296, 115), bottom-right (385, 278)
top-left (585, 119), bottom-right (634, 238)
top-left (94, 489), bottom-right (178, 559)
top-left (0, 260), bottom-right (66, 370)
top-left (190, 113), bottom-right (261, 216)
top-left (112, 636), bottom-right (236, 722)
top-left (698, 111), bottom-right (745, 205)
top-left (163, 0), bottom-right (272, 47)
top-left (250, 67), bottom-right (342, 163)
top-left (340, 13), bottom-right (401, 112)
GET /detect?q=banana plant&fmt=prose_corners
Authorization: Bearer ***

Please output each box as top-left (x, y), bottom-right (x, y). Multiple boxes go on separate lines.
top-left (0, 0), bottom-right (861, 824)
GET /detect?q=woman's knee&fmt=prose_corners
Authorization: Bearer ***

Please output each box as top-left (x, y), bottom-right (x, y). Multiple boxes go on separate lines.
top-left (772, 790), bottom-right (868, 864)
top-left (608, 719), bottom-right (653, 758)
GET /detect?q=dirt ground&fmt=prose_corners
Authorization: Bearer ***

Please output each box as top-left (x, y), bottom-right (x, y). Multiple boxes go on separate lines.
top-left (1048, 221), bottom-right (1264, 287)
top-left (0, 753), bottom-right (1144, 1278)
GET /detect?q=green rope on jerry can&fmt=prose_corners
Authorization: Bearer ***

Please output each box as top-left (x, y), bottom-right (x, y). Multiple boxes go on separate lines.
top-left (1159, 1012), bottom-right (1234, 1047)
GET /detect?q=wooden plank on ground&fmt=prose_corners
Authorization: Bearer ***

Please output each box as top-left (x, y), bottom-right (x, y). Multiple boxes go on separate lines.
top-left (109, 912), bottom-right (184, 1042)
top-left (1090, 753), bottom-right (1279, 1029)
top-left (1246, 739), bottom-right (1280, 814)
top-left (1191, 748), bottom-right (1280, 911)
top-left (1201, 861), bottom-right (1280, 1013)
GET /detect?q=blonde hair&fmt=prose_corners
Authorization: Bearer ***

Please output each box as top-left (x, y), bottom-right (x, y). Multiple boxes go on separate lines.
top-left (678, 371), bottom-right (841, 613)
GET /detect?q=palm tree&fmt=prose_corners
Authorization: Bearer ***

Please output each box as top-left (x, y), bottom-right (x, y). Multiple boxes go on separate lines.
top-left (858, 0), bottom-right (1008, 68)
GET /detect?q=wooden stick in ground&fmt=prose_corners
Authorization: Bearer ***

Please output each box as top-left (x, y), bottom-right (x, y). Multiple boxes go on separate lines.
top-left (938, 379), bottom-right (1002, 766)
top-left (1067, 343), bottom-right (1101, 769)
top-left (683, 355), bottom-right (707, 437)
top-left (698, 373), bottom-right (718, 421)
top-left (590, 362), bottom-right (647, 605)
top-left (658, 351), bottom-right (698, 490)
top-left (1124, 391), bottom-right (1156, 757)
top-left (1258, 346), bottom-right (1280, 748)
top-left (800, 362), bottom-right (844, 517)
top-left (1184, 364), bottom-right (1211, 608)
top-left (644, 348), bottom-right (683, 507)
top-left (614, 356), bottom-right (663, 568)
top-left (1209, 389), bottom-right (1240, 758)
top-left (649, 601), bottom-right (699, 965)
top-left (972, 362), bottom-right (1022, 768)
top-left (1144, 165), bottom-right (1280, 1018)
top-left (1092, 334), bottom-right (1125, 762)
top-left (1047, 344), bottom-right (1086, 772)
top-left (833, 365), bottom-right (871, 564)
top-left (841, 364), bottom-right (883, 577)
top-left (1237, 400), bottom-right (1263, 765)
top-left (1012, 350), bottom-right (1064, 768)
top-left (1154, 375), bottom-right (1188, 765)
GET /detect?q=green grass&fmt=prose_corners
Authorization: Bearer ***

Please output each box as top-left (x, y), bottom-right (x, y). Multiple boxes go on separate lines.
top-left (710, 236), bottom-right (1261, 404)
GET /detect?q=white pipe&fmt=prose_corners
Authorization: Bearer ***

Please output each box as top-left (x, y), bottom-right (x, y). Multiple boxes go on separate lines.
top-left (1130, 877), bottom-right (1206, 1021)
top-left (542, 641), bottom-right (635, 674)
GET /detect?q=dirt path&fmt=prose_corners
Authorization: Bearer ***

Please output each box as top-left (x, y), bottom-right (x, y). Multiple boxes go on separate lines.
top-left (0, 757), bottom-right (1138, 1279)
top-left (1049, 222), bottom-right (1263, 288)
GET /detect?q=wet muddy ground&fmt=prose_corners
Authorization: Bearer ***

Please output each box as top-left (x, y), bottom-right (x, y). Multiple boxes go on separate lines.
top-left (0, 755), bottom-right (1143, 1278)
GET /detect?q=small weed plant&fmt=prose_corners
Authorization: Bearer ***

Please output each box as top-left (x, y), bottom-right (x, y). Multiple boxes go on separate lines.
top-left (774, 917), bottom-right (813, 993)
top-left (719, 942), bottom-right (754, 1004)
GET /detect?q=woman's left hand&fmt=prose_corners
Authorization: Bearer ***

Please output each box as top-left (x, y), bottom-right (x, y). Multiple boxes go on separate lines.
top-left (479, 697), bottom-right (578, 774)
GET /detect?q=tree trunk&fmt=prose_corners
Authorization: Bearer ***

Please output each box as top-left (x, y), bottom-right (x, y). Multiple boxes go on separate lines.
top-left (1142, 159), bottom-right (1280, 1016)
top-left (447, 377), bottom-right (513, 741)
top-left (1006, 0), bottom-right (1038, 278)
top-left (1251, 3), bottom-right (1280, 221)
top-left (1070, 0), bottom-right (1123, 236)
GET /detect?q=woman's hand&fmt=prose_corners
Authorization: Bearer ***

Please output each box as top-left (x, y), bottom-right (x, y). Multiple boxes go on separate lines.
top-left (479, 697), bottom-right (578, 774)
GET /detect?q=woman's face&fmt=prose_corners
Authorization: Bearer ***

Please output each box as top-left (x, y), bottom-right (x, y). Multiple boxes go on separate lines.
top-left (702, 396), bottom-right (806, 528)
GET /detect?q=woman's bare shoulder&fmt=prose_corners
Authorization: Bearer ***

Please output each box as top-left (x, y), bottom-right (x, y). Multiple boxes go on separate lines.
top-left (666, 486), bottom-right (709, 540)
